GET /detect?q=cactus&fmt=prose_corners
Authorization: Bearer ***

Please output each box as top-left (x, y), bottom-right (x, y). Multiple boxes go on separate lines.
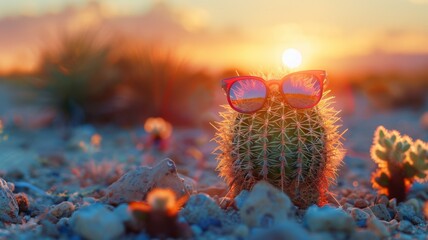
top-left (129, 188), bottom-right (191, 238)
top-left (371, 126), bottom-right (428, 202)
top-left (214, 76), bottom-right (345, 208)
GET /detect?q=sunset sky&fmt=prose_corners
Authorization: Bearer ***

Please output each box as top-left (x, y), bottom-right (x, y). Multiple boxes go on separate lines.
top-left (1, 0), bottom-right (428, 75)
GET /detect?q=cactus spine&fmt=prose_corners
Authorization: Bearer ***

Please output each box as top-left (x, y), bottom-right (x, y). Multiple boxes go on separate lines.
top-left (214, 82), bottom-right (345, 208)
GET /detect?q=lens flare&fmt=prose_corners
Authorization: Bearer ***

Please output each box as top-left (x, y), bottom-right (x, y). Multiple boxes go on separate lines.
top-left (282, 48), bottom-right (302, 69)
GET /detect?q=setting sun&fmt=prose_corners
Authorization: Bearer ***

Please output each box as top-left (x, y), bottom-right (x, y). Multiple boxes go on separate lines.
top-left (282, 48), bottom-right (302, 69)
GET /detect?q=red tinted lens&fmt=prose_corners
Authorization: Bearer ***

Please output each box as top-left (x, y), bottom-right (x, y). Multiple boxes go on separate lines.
top-left (229, 79), bottom-right (266, 113)
top-left (282, 73), bottom-right (322, 108)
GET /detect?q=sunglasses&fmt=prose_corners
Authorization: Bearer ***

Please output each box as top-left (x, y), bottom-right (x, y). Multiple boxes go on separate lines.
top-left (222, 70), bottom-right (326, 114)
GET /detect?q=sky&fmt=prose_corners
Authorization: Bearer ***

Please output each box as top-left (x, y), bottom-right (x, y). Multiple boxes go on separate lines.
top-left (1, 0), bottom-right (428, 75)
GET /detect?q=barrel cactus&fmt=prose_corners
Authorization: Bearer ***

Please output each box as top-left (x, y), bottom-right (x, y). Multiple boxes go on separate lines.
top-left (214, 71), bottom-right (345, 208)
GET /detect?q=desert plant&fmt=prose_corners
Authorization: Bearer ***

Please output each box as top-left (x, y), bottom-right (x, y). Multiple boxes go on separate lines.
top-left (371, 126), bottom-right (428, 202)
top-left (214, 73), bottom-right (345, 208)
top-left (114, 46), bottom-right (215, 126)
top-left (129, 188), bottom-right (191, 238)
top-left (36, 31), bottom-right (119, 124)
top-left (144, 117), bottom-right (172, 152)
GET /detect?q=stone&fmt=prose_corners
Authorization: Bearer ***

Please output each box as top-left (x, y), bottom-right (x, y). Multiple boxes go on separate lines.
top-left (369, 204), bottom-right (391, 221)
top-left (180, 194), bottom-right (225, 230)
top-left (234, 190), bottom-right (249, 210)
top-left (305, 205), bottom-right (356, 233)
top-left (349, 207), bottom-right (370, 228)
top-left (396, 202), bottom-right (425, 225)
top-left (248, 221), bottom-right (311, 240)
top-left (102, 159), bottom-right (190, 205)
top-left (0, 178), bottom-right (19, 223)
top-left (233, 224), bottom-right (249, 239)
top-left (397, 220), bottom-right (415, 234)
top-left (240, 181), bottom-right (294, 228)
top-left (70, 204), bottom-right (125, 240)
top-left (367, 217), bottom-right (390, 239)
top-left (354, 199), bottom-right (368, 209)
top-left (113, 204), bottom-right (132, 223)
top-left (350, 229), bottom-right (380, 240)
top-left (14, 192), bottom-right (29, 213)
top-left (49, 201), bottom-right (75, 219)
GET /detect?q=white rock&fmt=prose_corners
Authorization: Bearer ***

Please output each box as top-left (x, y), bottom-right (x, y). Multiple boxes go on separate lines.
top-left (304, 205), bottom-right (356, 233)
top-left (0, 178), bottom-right (19, 223)
top-left (70, 204), bottom-right (124, 240)
top-left (240, 181), bottom-right (294, 228)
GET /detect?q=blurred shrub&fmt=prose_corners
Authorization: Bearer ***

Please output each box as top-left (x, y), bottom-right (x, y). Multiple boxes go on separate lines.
top-left (33, 32), bottom-right (215, 127)
top-left (36, 31), bottom-right (119, 125)
top-left (111, 45), bottom-right (215, 126)
top-left (354, 73), bottom-right (428, 110)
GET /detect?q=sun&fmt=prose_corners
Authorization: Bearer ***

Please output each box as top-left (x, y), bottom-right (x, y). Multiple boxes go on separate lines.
top-left (282, 48), bottom-right (302, 69)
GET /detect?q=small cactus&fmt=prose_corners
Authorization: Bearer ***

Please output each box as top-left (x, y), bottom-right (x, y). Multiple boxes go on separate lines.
top-left (129, 188), bottom-right (191, 238)
top-left (371, 126), bottom-right (428, 202)
top-left (214, 74), bottom-right (345, 208)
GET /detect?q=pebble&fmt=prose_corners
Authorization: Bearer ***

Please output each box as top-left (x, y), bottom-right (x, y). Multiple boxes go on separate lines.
top-left (102, 159), bottom-right (190, 205)
top-left (113, 204), bottom-right (132, 223)
top-left (180, 193), bottom-right (225, 230)
top-left (49, 201), bottom-right (75, 219)
top-left (249, 221), bottom-right (311, 240)
top-left (240, 181), bottom-right (294, 228)
top-left (304, 205), bottom-right (356, 233)
top-left (396, 202), bottom-right (424, 225)
top-left (354, 199), bottom-right (368, 209)
top-left (233, 224), bottom-right (249, 239)
top-left (70, 204), bottom-right (124, 240)
top-left (397, 220), bottom-right (415, 234)
top-left (234, 190), bottom-right (249, 210)
top-left (14, 192), bottom-right (29, 213)
top-left (0, 178), bottom-right (19, 223)
top-left (350, 230), bottom-right (380, 240)
top-left (367, 217), bottom-right (390, 239)
top-left (349, 207), bottom-right (370, 228)
top-left (375, 195), bottom-right (389, 206)
top-left (369, 204), bottom-right (392, 221)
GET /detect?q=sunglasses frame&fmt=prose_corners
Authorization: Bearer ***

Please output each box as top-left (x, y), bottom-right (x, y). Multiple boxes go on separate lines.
top-left (222, 70), bottom-right (326, 114)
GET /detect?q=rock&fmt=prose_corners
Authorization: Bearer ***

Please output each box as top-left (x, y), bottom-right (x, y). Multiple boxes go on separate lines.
top-left (349, 208), bottom-right (370, 228)
top-left (234, 190), bottom-right (249, 210)
top-left (180, 194), bottom-right (225, 230)
top-left (304, 205), bottom-right (356, 233)
top-left (233, 224), bottom-right (249, 239)
top-left (41, 219), bottom-right (60, 237)
top-left (383, 219), bottom-right (399, 232)
top-left (397, 220), bottom-right (415, 234)
top-left (248, 221), bottom-right (311, 240)
top-left (49, 201), bottom-right (75, 219)
top-left (113, 204), bottom-right (132, 223)
top-left (0, 178), bottom-right (19, 223)
top-left (102, 159), bottom-right (190, 205)
top-left (367, 217), bottom-right (390, 239)
top-left (350, 230), bottom-right (380, 240)
top-left (14, 192), bottom-right (29, 213)
top-left (70, 204), bottom-right (124, 240)
top-left (240, 181), bottom-right (294, 228)
top-left (396, 202), bottom-right (424, 225)
top-left (354, 199), bottom-right (368, 209)
top-left (375, 195), bottom-right (389, 205)
top-left (369, 204), bottom-right (391, 221)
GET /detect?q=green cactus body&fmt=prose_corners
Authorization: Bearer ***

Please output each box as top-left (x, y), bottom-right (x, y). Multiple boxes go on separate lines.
top-left (215, 82), bottom-right (345, 208)
top-left (371, 126), bottom-right (428, 202)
